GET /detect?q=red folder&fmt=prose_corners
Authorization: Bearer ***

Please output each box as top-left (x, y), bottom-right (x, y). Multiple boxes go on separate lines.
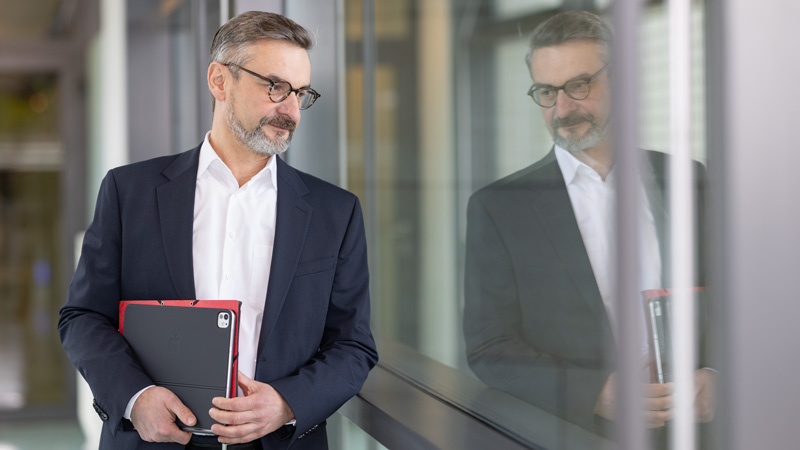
top-left (119, 300), bottom-right (241, 399)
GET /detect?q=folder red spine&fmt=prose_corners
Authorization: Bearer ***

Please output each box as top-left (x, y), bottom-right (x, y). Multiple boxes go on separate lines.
top-left (119, 300), bottom-right (241, 398)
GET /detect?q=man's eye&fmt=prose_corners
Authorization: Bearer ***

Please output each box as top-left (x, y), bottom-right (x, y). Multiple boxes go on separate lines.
top-left (570, 81), bottom-right (588, 90)
top-left (271, 83), bottom-right (290, 95)
top-left (538, 88), bottom-right (554, 97)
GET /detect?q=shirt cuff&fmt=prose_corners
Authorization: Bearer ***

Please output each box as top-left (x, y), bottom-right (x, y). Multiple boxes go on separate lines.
top-left (124, 385), bottom-right (155, 420)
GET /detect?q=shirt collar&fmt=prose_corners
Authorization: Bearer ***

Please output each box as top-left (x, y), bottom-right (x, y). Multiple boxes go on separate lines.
top-left (555, 145), bottom-right (585, 185)
top-left (555, 145), bottom-right (613, 185)
top-left (197, 131), bottom-right (278, 191)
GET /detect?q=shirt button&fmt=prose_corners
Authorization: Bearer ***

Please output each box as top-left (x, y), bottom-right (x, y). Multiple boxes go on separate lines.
top-left (225, 274), bottom-right (231, 280)
top-left (229, 231), bottom-right (236, 238)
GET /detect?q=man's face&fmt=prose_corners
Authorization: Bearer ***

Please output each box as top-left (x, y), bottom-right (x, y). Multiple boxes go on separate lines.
top-left (225, 39), bottom-right (311, 157)
top-left (529, 40), bottom-right (611, 153)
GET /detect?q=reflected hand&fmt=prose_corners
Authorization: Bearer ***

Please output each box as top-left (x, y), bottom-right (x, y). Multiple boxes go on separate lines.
top-left (209, 371), bottom-right (295, 444)
top-left (130, 386), bottom-right (195, 444)
top-left (594, 373), bottom-right (674, 428)
top-left (694, 368), bottom-right (716, 422)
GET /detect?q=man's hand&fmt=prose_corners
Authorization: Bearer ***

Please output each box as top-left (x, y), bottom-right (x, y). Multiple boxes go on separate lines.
top-left (595, 369), bottom-right (717, 427)
top-left (209, 371), bottom-right (295, 444)
top-left (594, 373), bottom-right (674, 428)
top-left (694, 368), bottom-right (716, 422)
top-left (130, 386), bottom-right (196, 444)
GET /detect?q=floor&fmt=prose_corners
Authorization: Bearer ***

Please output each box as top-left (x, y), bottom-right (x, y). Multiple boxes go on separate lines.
top-left (0, 420), bottom-right (85, 450)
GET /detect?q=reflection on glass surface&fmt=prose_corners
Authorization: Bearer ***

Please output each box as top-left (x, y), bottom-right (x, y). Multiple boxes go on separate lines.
top-left (464, 9), bottom-right (714, 449)
top-left (346, 1), bottom-right (713, 448)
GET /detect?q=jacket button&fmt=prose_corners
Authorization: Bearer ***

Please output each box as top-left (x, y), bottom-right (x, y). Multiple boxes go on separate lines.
top-left (92, 399), bottom-right (109, 421)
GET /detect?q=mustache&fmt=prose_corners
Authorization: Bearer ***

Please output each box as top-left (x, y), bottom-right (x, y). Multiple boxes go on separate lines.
top-left (553, 113), bottom-right (595, 130)
top-left (260, 114), bottom-right (297, 133)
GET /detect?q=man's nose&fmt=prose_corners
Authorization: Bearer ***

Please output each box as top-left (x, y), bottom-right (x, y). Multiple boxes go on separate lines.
top-left (553, 89), bottom-right (578, 116)
top-left (277, 92), bottom-right (302, 122)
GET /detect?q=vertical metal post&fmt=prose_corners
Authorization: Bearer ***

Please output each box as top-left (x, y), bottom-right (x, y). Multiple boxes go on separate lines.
top-left (336, 0), bottom-right (348, 189)
top-left (668, 0), bottom-right (696, 449)
top-left (195, 0), bottom-right (212, 135)
top-left (612, 0), bottom-right (646, 448)
top-left (362, 0), bottom-right (379, 317)
top-left (220, 0), bottom-right (230, 26)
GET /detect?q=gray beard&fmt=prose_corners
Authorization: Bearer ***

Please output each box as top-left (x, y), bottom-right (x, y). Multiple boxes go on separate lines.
top-left (552, 114), bottom-right (609, 153)
top-left (226, 107), bottom-right (291, 157)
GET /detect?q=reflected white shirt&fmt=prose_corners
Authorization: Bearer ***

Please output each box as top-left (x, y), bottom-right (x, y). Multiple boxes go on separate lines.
top-left (193, 133), bottom-right (277, 395)
top-left (555, 146), bottom-right (661, 353)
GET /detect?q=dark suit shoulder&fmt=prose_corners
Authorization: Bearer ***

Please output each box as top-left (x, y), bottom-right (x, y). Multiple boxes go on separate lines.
top-left (109, 147), bottom-right (199, 186)
top-left (279, 159), bottom-right (359, 207)
top-left (643, 149), bottom-right (707, 186)
top-left (470, 150), bottom-right (559, 206)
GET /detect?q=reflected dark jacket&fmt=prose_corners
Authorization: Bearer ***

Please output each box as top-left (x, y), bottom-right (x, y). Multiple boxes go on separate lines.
top-left (463, 149), bottom-right (706, 434)
top-left (59, 145), bottom-right (378, 450)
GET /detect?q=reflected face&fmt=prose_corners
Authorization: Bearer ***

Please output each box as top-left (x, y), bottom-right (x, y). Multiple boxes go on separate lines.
top-left (529, 40), bottom-right (611, 153)
top-left (225, 40), bottom-right (310, 156)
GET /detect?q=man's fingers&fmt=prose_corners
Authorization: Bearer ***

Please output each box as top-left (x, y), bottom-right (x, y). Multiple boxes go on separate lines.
top-left (643, 382), bottom-right (673, 398)
top-left (237, 371), bottom-right (258, 395)
top-left (167, 396), bottom-right (197, 426)
top-left (211, 421), bottom-right (262, 444)
top-left (644, 409), bottom-right (672, 428)
top-left (172, 429), bottom-right (193, 445)
top-left (209, 406), bottom-right (256, 426)
top-left (644, 394), bottom-right (673, 411)
top-left (213, 394), bottom-right (254, 412)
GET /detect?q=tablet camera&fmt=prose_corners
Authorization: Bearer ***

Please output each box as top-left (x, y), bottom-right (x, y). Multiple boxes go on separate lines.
top-left (217, 312), bottom-right (230, 328)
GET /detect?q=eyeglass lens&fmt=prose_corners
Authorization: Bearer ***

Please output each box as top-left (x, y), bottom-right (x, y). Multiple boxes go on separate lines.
top-left (269, 82), bottom-right (317, 110)
top-left (535, 80), bottom-right (590, 107)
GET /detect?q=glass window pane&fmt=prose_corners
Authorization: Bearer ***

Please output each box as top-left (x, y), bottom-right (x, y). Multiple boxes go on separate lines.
top-left (346, 0), bottom-right (715, 448)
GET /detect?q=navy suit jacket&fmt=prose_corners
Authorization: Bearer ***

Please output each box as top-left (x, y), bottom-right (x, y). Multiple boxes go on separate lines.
top-left (463, 149), bottom-right (706, 435)
top-left (59, 145), bottom-right (378, 449)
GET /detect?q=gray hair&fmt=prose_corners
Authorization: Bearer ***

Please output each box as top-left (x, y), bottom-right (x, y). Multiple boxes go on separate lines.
top-left (210, 11), bottom-right (313, 73)
top-left (209, 11), bottom-right (313, 110)
top-left (524, 10), bottom-right (613, 69)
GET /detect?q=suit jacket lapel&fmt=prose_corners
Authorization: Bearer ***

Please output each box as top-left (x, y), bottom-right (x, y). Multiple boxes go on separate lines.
top-left (258, 157), bottom-right (312, 354)
top-left (529, 151), bottom-right (608, 319)
top-left (156, 147), bottom-right (199, 300)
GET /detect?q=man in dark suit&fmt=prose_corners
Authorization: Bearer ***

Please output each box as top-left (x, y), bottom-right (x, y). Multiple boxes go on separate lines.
top-left (463, 10), bottom-right (715, 439)
top-left (59, 11), bottom-right (377, 450)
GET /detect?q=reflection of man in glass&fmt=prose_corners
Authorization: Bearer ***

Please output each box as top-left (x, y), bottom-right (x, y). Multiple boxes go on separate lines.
top-left (463, 10), bottom-right (715, 438)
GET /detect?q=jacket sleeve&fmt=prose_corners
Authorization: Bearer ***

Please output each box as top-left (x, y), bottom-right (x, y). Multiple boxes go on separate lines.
top-left (463, 193), bottom-right (610, 433)
top-left (268, 196), bottom-right (378, 443)
top-left (58, 170), bottom-right (154, 435)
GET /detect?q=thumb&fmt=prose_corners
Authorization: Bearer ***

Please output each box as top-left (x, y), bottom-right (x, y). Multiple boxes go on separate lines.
top-left (167, 396), bottom-right (196, 426)
top-left (237, 370), bottom-right (257, 395)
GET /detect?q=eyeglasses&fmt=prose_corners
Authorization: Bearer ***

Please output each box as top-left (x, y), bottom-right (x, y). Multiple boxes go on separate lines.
top-left (223, 63), bottom-right (321, 110)
top-left (527, 63), bottom-right (610, 108)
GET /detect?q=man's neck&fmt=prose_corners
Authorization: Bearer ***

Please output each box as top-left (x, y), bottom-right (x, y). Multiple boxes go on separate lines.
top-left (209, 126), bottom-right (271, 187)
top-left (569, 141), bottom-right (613, 181)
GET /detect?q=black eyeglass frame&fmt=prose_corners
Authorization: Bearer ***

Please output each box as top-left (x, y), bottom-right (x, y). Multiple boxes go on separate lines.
top-left (527, 63), bottom-right (611, 108)
top-left (223, 63), bottom-right (321, 110)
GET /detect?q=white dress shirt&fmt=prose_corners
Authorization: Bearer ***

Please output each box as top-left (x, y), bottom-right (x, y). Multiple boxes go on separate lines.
top-left (193, 133), bottom-right (277, 394)
top-left (555, 146), bottom-right (661, 355)
top-left (125, 134), bottom-right (277, 418)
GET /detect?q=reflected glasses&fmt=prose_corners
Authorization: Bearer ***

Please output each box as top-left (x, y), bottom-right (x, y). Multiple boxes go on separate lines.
top-left (224, 63), bottom-right (321, 110)
top-left (528, 63), bottom-right (610, 108)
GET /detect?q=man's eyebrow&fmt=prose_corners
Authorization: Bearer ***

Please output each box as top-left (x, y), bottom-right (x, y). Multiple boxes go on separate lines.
top-left (267, 74), bottom-right (312, 89)
top-left (533, 72), bottom-right (594, 88)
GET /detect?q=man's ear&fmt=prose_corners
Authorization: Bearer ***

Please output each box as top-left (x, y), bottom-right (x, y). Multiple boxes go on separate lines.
top-left (208, 62), bottom-right (227, 102)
